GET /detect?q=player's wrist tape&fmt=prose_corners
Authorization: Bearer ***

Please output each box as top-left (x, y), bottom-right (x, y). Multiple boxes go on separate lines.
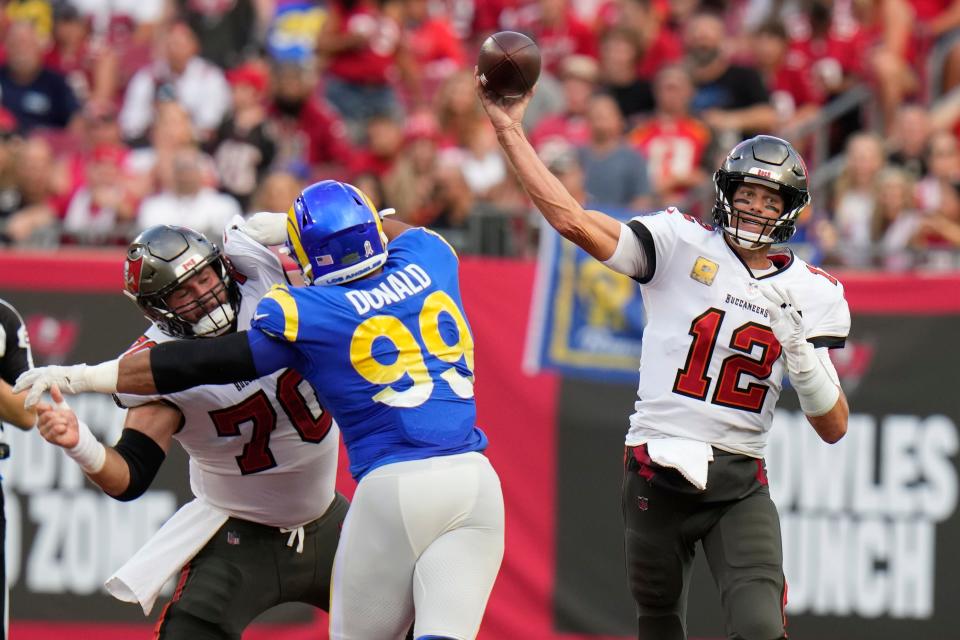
top-left (787, 343), bottom-right (840, 417)
top-left (67, 420), bottom-right (107, 474)
top-left (82, 360), bottom-right (121, 395)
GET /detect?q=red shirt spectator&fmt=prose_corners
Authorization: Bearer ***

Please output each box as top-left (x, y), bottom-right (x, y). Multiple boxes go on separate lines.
top-left (269, 61), bottom-right (354, 170)
top-left (911, 0), bottom-right (955, 22)
top-left (501, 0), bottom-right (597, 75)
top-left (530, 55), bottom-right (597, 149)
top-left (629, 64), bottom-right (712, 202)
top-left (602, 0), bottom-right (682, 80)
top-left (753, 21), bottom-right (820, 128)
top-left (43, 4), bottom-right (109, 105)
top-left (636, 27), bottom-right (683, 80)
top-left (270, 97), bottom-right (353, 168)
top-left (406, 0), bottom-right (465, 72)
top-left (349, 114), bottom-right (403, 178)
top-left (631, 117), bottom-right (711, 196)
top-left (324, 0), bottom-right (401, 85)
top-left (405, 0), bottom-right (466, 102)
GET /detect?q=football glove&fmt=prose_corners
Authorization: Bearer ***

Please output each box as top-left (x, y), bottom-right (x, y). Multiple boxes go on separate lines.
top-left (761, 283), bottom-right (839, 417)
top-left (14, 361), bottom-right (120, 409)
top-left (240, 211), bottom-right (288, 247)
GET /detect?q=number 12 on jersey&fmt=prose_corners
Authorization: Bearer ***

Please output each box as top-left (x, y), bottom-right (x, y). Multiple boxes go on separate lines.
top-left (673, 308), bottom-right (782, 413)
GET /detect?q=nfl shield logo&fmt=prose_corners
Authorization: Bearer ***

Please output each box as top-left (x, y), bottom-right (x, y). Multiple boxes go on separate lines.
top-left (227, 531), bottom-right (240, 545)
top-left (637, 496), bottom-right (649, 511)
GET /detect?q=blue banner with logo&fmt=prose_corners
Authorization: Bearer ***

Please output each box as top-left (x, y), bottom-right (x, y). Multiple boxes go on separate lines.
top-left (266, 1), bottom-right (328, 64)
top-left (524, 210), bottom-right (645, 383)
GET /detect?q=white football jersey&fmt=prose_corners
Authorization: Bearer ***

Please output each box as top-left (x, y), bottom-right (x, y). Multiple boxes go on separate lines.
top-left (620, 209), bottom-right (850, 457)
top-left (117, 219), bottom-right (340, 528)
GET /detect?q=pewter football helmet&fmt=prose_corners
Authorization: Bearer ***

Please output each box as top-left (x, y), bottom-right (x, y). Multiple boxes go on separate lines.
top-left (713, 135), bottom-right (811, 248)
top-left (123, 225), bottom-right (239, 338)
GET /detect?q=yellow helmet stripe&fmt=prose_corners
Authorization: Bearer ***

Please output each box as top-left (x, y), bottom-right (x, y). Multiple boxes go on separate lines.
top-left (286, 206), bottom-right (313, 281)
top-left (350, 184), bottom-right (385, 238)
top-left (263, 285), bottom-right (299, 341)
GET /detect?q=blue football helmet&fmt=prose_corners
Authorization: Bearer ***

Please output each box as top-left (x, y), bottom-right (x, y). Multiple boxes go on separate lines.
top-left (286, 180), bottom-right (388, 285)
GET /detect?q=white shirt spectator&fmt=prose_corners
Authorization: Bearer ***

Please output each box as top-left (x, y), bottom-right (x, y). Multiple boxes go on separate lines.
top-left (63, 188), bottom-right (120, 236)
top-left (137, 188), bottom-right (241, 240)
top-left (120, 58), bottom-right (231, 140)
top-left (69, 0), bottom-right (165, 33)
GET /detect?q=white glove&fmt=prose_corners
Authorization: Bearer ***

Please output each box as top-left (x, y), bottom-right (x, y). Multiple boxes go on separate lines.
top-left (761, 284), bottom-right (839, 416)
top-left (14, 361), bottom-right (120, 409)
top-left (241, 211), bottom-right (288, 246)
top-left (762, 284), bottom-right (815, 373)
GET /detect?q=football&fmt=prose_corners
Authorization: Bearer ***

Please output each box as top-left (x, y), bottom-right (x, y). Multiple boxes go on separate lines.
top-left (477, 31), bottom-right (541, 99)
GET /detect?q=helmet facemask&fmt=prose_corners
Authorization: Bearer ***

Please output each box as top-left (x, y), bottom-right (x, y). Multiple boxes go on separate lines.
top-left (164, 268), bottom-right (237, 337)
top-left (712, 135), bottom-right (811, 250)
top-left (713, 174), bottom-right (808, 249)
top-left (124, 226), bottom-right (241, 338)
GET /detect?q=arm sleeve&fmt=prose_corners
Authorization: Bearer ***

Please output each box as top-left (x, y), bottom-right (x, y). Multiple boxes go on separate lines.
top-left (111, 428), bottom-right (166, 502)
top-left (150, 331), bottom-right (262, 394)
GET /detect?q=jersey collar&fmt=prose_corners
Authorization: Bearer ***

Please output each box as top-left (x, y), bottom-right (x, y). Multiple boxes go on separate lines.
top-left (723, 236), bottom-right (795, 280)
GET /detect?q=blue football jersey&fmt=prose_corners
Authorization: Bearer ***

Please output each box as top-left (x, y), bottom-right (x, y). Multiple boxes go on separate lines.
top-left (249, 228), bottom-right (488, 479)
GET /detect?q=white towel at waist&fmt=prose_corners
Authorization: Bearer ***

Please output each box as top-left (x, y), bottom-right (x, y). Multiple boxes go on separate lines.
top-left (105, 498), bottom-right (229, 615)
top-left (645, 438), bottom-right (714, 491)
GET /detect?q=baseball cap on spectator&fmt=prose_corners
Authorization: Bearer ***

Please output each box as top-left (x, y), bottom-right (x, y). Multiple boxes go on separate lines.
top-left (90, 144), bottom-right (128, 167)
top-left (560, 55), bottom-right (599, 84)
top-left (0, 108), bottom-right (18, 138)
top-left (227, 62), bottom-right (270, 94)
top-left (404, 111), bottom-right (440, 143)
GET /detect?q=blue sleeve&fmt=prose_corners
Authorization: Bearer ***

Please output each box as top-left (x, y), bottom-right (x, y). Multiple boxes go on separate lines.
top-left (252, 285), bottom-right (301, 342)
top-left (247, 328), bottom-right (308, 378)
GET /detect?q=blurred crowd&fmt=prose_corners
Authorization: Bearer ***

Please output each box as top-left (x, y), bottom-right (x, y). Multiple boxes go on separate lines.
top-left (2, 0), bottom-right (960, 270)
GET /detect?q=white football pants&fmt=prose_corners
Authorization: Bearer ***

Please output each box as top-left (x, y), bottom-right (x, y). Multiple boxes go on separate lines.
top-left (330, 451), bottom-right (505, 640)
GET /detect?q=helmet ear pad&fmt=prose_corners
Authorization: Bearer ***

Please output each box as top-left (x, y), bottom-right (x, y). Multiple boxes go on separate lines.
top-left (712, 135), bottom-right (810, 248)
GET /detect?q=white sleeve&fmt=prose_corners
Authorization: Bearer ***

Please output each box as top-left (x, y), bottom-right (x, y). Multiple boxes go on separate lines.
top-left (195, 68), bottom-right (231, 133)
top-left (805, 285), bottom-right (851, 349)
top-left (613, 210), bottom-right (690, 285)
top-left (119, 70), bottom-right (156, 140)
top-left (223, 215), bottom-right (286, 284)
top-left (602, 222), bottom-right (652, 280)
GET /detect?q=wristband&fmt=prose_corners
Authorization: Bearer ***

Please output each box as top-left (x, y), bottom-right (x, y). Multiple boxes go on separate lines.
top-left (787, 343), bottom-right (840, 417)
top-left (85, 360), bottom-right (120, 394)
top-left (67, 420), bottom-right (107, 474)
